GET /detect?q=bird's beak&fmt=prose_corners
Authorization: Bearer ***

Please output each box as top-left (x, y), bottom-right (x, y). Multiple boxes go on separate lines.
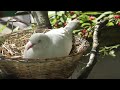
top-left (27, 41), bottom-right (35, 50)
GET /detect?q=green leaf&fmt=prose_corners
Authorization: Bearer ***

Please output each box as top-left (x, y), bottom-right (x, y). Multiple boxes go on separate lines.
top-left (109, 50), bottom-right (116, 57)
top-left (51, 19), bottom-right (57, 25)
top-left (87, 27), bottom-right (92, 31)
top-left (108, 15), bottom-right (114, 19)
top-left (57, 11), bottom-right (64, 16)
top-left (110, 44), bottom-right (120, 50)
top-left (116, 20), bottom-right (119, 25)
top-left (106, 22), bottom-right (114, 26)
top-left (88, 32), bottom-right (93, 37)
top-left (104, 51), bottom-right (109, 56)
top-left (74, 11), bottom-right (80, 15)
top-left (81, 23), bottom-right (91, 27)
top-left (78, 32), bottom-right (83, 37)
top-left (83, 12), bottom-right (102, 15)
top-left (62, 14), bottom-right (67, 21)
top-left (116, 11), bottom-right (120, 14)
top-left (66, 18), bottom-right (72, 22)
top-left (60, 17), bottom-right (65, 23)
top-left (48, 11), bottom-right (56, 17)
top-left (79, 14), bottom-right (89, 22)
top-left (56, 15), bottom-right (60, 19)
top-left (80, 20), bottom-right (84, 23)
top-left (84, 26), bottom-right (90, 29)
top-left (117, 19), bottom-right (120, 22)
top-left (67, 14), bottom-right (72, 18)
top-left (72, 14), bottom-right (77, 18)
top-left (73, 30), bottom-right (80, 34)
top-left (91, 22), bottom-right (96, 26)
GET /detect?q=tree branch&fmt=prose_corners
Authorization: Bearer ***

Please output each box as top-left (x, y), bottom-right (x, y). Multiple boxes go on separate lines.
top-left (77, 19), bottom-right (109, 79)
top-left (69, 18), bottom-right (109, 79)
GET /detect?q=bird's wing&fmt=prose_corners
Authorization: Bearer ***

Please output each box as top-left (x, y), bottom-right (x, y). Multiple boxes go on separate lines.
top-left (46, 31), bottom-right (72, 58)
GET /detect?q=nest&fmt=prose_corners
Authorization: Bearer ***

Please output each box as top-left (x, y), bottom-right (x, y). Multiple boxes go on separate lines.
top-left (0, 29), bottom-right (90, 79)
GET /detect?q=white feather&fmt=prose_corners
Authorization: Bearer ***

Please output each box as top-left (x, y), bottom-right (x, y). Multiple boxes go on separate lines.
top-left (23, 19), bottom-right (80, 59)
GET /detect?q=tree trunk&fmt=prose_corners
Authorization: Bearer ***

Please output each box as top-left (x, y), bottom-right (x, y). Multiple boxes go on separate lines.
top-left (31, 11), bottom-right (52, 29)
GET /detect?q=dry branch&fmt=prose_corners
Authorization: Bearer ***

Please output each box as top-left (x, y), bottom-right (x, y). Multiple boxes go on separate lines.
top-left (77, 19), bottom-right (109, 79)
top-left (69, 18), bottom-right (109, 79)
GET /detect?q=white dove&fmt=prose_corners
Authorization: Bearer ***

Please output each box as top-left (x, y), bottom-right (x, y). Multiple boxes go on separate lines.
top-left (23, 19), bottom-right (80, 59)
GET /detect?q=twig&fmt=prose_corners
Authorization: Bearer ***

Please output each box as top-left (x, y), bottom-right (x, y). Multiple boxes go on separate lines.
top-left (77, 19), bottom-right (109, 79)
top-left (2, 45), bottom-right (14, 55)
top-left (68, 18), bottom-right (109, 79)
top-left (94, 11), bottom-right (113, 23)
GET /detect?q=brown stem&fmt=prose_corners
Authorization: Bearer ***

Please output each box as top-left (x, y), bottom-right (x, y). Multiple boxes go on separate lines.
top-left (69, 19), bottom-right (109, 79)
top-left (77, 19), bottom-right (109, 79)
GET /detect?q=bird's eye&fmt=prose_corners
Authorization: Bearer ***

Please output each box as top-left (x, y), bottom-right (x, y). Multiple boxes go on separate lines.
top-left (38, 40), bottom-right (41, 43)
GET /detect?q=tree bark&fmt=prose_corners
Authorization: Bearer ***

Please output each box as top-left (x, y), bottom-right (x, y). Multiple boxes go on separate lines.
top-left (31, 11), bottom-right (52, 29)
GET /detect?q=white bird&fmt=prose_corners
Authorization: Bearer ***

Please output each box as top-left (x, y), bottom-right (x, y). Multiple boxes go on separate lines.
top-left (23, 19), bottom-right (80, 59)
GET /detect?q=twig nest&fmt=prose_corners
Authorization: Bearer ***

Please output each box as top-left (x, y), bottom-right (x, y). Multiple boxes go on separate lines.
top-left (0, 29), bottom-right (90, 79)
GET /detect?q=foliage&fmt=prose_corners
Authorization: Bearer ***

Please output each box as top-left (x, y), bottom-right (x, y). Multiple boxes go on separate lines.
top-left (49, 11), bottom-right (120, 39)
top-left (99, 44), bottom-right (120, 57)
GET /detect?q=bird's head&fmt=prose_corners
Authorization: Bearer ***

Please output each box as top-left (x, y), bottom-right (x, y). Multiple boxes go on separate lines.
top-left (64, 19), bottom-right (80, 32)
top-left (26, 33), bottom-right (49, 50)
